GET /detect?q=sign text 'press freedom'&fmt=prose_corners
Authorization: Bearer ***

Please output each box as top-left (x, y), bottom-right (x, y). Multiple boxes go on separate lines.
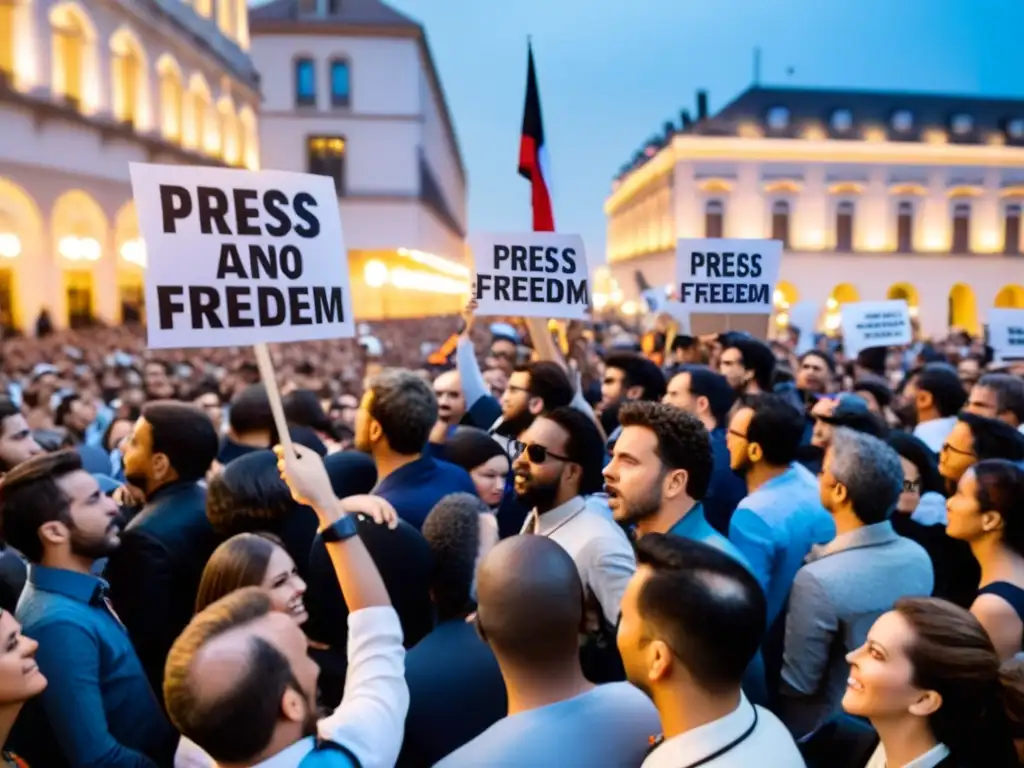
top-left (675, 238), bottom-right (782, 315)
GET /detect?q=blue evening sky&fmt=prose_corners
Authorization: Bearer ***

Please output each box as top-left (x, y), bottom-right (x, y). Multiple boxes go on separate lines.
top-left (258, 0), bottom-right (1024, 263)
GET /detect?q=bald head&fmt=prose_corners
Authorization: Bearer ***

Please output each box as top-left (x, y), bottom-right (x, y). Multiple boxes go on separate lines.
top-left (476, 535), bottom-right (583, 668)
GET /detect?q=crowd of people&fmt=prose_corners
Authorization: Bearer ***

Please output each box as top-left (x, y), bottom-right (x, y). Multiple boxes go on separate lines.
top-left (0, 303), bottom-right (1022, 766)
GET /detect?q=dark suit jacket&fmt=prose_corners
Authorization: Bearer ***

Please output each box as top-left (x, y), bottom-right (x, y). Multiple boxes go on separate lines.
top-left (398, 619), bottom-right (507, 767)
top-left (104, 481), bottom-right (219, 708)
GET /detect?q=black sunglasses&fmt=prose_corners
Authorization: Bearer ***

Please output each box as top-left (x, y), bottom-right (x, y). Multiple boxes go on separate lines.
top-left (510, 440), bottom-right (572, 465)
top-left (903, 478), bottom-right (921, 493)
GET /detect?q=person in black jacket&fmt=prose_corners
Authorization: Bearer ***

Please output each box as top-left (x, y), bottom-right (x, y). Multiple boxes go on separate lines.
top-left (104, 401), bottom-right (220, 709)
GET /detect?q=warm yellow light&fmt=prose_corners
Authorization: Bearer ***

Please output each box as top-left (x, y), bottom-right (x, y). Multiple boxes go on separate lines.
top-left (865, 232), bottom-right (887, 251)
top-left (388, 267), bottom-right (468, 295)
top-left (364, 259), bottom-right (389, 288)
top-left (0, 233), bottom-right (21, 259)
top-left (802, 125), bottom-right (826, 141)
top-left (773, 289), bottom-right (785, 306)
top-left (824, 313), bottom-right (841, 331)
top-left (978, 230), bottom-right (1000, 251)
top-left (909, 306), bottom-right (919, 318)
top-left (803, 229), bottom-right (826, 249)
top-left (593, 292), bottom-right (609, 310)
top-left (610, 287), bottom-right (624, 305)
top-left (923, 232), bottom-right (946, 251)
top-left (400, 248), bottom-right (470, 278)
top-left (826, 297), bottom-right (838, 311)
top-left (621, 300), bottom-right (639, 316)
top-left (775, 312), bottom-right (789, 326)
top-left (738, 121), bottom-right (763, 139)
top-left (59, 236), bottom-right (100, 261)
top-left (863, 127), bottom-right (886, 143)
top-left (923, 129), bottom-right (947, 145)
top-left (120, 238), bottom-right (146, 267)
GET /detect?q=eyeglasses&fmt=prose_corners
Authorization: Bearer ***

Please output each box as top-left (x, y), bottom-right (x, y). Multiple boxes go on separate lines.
top-left (903, 478), bottom-right (922, 493)
top-left (940, 442), bottom-right (976, 459)
top-left (727, 429), bottom-right (748, 441)
top-left (505, 385), bottom-right (530, 396)
top-left (510, 440), bottom-right (572, 465)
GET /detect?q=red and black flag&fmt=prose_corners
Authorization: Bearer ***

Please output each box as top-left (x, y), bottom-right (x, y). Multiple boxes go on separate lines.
top-left (518, 43), bottom-right (555, 232)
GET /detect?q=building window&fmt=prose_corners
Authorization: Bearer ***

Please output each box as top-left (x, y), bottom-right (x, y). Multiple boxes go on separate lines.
top-left (308, 135), bottom-right (346, 195)
top-left (835, 201), bottom-right (854, 251)
top-left (330, 59), bottom-right (350, 107)
top-left (52, 9), bottom-right (86, 110)
top-left (891, 109), bottom-right (913, 133)
top-left (65, 270), bottom-right (94, 329)
top-left (950, 113), bottom-right (974, 136)
top-left (896, 201), bottom-right (914, 252)
top-left (771, 200), bottom-right (790, 247)
top-left (295, 57), bottom-right (315, 107)
top-left (159, 67), bottom-right (183, 141)
top-left (1008, 118), bottom-right (1024, 141)
top-left (831, 109), bottom-right (853, 133)
top-left (112, 46), bottom-right (142, 126)
top-left (0, 2), bottom-right (14, 83)
top-left (951, 202), bottom-right (971, 253)
top-left (704, 200), bottom-right (724, 238)
top-left (1005, 204), bottom-right (1021, 255)
top-left (766, 106), bottom-right (789, 131)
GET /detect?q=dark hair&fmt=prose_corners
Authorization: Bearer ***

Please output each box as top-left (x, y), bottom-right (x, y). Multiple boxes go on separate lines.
top-left (605, 353), bottom-right (667, 402)
top-left (0, 397), bottom-right (19, 425)
top-left (977, 374), bottom-right (1024, 425)
top-left (228, 384), bottom-right (275, 439)
top-left (724, 337), bottom-right (776, 392)
top-left (283, 389), bottom-right (336, 439)
top-left (894, 597), bottom-right (1019, 766)
top-left (142, 401), bottom-right (219, 484)
top-left (165, 588), bottom-right (297, 764)
top-left (101, 417), bottom-right (132, 453)
top-left (957, 412), bottom-right (1024, 463)
top-left (678, 365), bottom-right (736, 427)
top-left (205, 451), bottom-right (296, 535)
top-left (188, 381), bottom-right (223, 403)
top-left (53, 393), bottom-right (80, 429)
top-left (618, 401), bottom-right (713, 500)
top-left (517, 361), bottom-right (574, 413)
top-left (0, 450), bottom-right (82, 562)
top-left (745, 393), bottom-right (806, 466)
top-left (887, 432), bottom-right (944, 496)
top-left (195, 533), bottom-right (286, 613)
top-left (917, 363), bottom-right (968, 418)
top-left (853, 375), bottom-right (892, 410)
top-left (422, 493), bottom-right (489, 621)
top-left (973, 460), bottom-right (1024, 558)
top-left (365, 369), bottom-right (437, 455)
top-left (635, 535), bottom-right (766, 693)
top-left (444, 427), bottom-right (508, 474)
top-left (540, 407), bottom-right (606, 496)
top-left (800, 350), bottom-right (836, 375)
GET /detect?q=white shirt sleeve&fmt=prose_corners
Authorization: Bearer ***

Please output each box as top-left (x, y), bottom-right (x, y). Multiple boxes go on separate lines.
top-left (317, 606), bottom-right (409, 768)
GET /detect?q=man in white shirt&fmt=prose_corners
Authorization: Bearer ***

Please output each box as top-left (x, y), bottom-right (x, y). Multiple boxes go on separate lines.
top-left (164, 444), bottom-right (408, 768)
top-left (513, 407), bottom-right (635, 633)
top-left (902, 364), bottom-right (966, 453)
top-left (617, 534), bottom-right (804, 768)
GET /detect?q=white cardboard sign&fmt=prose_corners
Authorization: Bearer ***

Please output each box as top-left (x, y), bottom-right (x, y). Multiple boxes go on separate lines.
top-left (988, 308), bottom-right (1024, 361)
top-left (130, 163), bottom-right (354, 349)
top-left (840, 299), bottom-right (911, 356)
top-left (675, 238), bottom-right (782, 315)
top-left (469, 232), bottom-right (589, 320)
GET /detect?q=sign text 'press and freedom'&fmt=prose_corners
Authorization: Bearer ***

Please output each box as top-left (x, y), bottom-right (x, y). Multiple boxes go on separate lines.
top-left (130, 164), bottom-right (354, 349)
top-left (674, 238), bottom-right (782, 315)
top-left (470, 233), bottom-right (589, 320)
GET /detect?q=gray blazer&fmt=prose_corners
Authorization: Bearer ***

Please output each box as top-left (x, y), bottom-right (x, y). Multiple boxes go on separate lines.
top-left (779, 521), bottom-right (934, 737)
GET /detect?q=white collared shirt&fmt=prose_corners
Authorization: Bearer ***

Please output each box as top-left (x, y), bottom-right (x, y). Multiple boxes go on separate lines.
top-left (642, 695), bottom-right (805, 768)
top-left (521, 495), bottom-right (635, 627)
top-left (206, 607), bottom-right (407, 768)
top-left (913, 416), bottom-right (957, 454)
top-left (866, 742), bottom-right (950, 768)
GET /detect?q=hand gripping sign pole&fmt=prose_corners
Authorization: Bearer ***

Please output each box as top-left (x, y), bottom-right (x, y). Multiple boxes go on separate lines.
top-left (253, 342), bottom-right (294, 458)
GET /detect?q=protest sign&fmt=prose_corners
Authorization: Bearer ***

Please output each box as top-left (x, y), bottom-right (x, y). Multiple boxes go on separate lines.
top-left (469, 232), bottom-right (589, 320)
top-left (988, 308), bottom-right (1024, 361)
top-left (840, 299), bottom-right (912, 357)
top-left (788, 302), bottom-right (820, 355)
top-left (675, 238), bottom-right (782, 315)
top-left (129, 163), bottom-right (355, 349)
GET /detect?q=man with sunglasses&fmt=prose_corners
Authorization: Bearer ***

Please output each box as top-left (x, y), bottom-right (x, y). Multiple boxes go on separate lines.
top-left (511, 407), bottom-right (635, 681)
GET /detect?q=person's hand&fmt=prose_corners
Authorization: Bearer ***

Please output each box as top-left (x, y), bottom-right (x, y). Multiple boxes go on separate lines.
top-left (113, 483), bottom-right (145, 508)
top-left (461, 298), bottom-right (478, 335)
top-left (339, 494), bottom-right (399, 530)
top-left (206, 459), bottom-right (224, 484)
top-left (274, 443), bottom-right (337, 514)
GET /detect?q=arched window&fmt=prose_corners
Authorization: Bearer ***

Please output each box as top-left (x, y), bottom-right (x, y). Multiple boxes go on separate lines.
top-left (1005, 203), bottom-right (1021, 256)
top-left (771, 200), bottom-right (790, 247)
top-left (951, 202), bottom-right (971, 253)
top-left (835, 201), bottom-right (855, 251)
top-left (897, 201), bottom-right (914, 252)
top-left (220, 101), bottom-right (240, 165)
top-left (51, 5), bottom-right (91, 110)
top-left (704, 200), bottom-right (724, 238)
top-left (295, 57), bottom-right (315, 107)
top-left (157, 57), bottom-right (183, 141)
top-left (111, 30), bottom-right (144, 127)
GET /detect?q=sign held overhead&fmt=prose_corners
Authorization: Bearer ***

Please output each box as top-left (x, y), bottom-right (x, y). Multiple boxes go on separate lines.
top-left (675, 238), bottom-right (782, 314)
top-left (840, 299), bottom-right (912, 357)
top-left (988, 308), bottom-right (1024, 362)
top-left (130, 163), bottom-right (355, 349)
top-left (469, 232), bottom-right (589, 320)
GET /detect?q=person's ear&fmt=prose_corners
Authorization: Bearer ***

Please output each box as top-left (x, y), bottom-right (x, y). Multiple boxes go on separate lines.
top-left (38, 520), bottom-right (70, 549)
top-left (528, 397), bottom-right (544, 416)
top-left (916, 390), bottom-right (933, 412)
top-left (152, 452), bottom-right (171, 480)
top-left (982, 510), bottom-right (1005, 534)
top-left (279, 686), bottom-right (306, 725)
top-left (664, 468), bottom-right (689, 501)
top-left (908, 689), bottom-right (942, 718)
top-left (833, 480), bottom-right (849, 506)
top-left (746, 441), bottom-right (764, 464)
top-left (368, 418), bottom-right (383, 444)
top-left (648, 639), bottom-right (673, 684)
top-left (625, 384), bottom-right (644, 402)
top-left (696, 395), bottom-right (710, 417)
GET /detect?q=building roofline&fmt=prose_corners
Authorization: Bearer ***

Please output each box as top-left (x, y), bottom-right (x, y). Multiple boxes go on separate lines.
top-left (249, 21), bottom-right (466, 183)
